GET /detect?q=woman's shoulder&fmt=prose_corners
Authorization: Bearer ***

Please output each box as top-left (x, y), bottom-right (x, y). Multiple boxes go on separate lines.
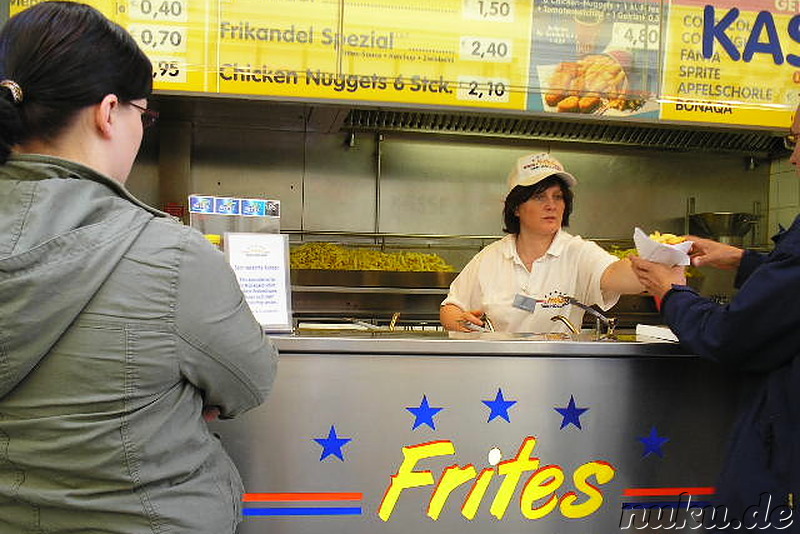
top-left (472, 235), bottom-right (514, 260)
top-left (556, 231), bottom-right (615, 259)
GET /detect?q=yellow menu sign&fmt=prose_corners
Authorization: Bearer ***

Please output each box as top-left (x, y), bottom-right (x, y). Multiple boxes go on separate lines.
top-left (11, 0), bottom-right (531, 111)
top-left (661, 0), bottom-right (798, 128)
top-left (216, 0), bottom-right (532, 110)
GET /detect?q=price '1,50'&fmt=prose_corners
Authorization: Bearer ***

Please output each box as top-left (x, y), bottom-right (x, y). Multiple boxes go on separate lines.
top-left (460, 37), bottom-right (512, 62)
top-left (457, 77), bottom-right (510, 103)
top-left (463, 0), bottom-right (514, 22)
top-left (129, 24), bottom-right (187, 53)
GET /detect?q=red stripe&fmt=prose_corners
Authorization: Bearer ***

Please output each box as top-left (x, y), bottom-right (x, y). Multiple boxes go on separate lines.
top-left (623, 487), bottom-right (715, 497)
top-left (243, 492), bottom-right (362, 502)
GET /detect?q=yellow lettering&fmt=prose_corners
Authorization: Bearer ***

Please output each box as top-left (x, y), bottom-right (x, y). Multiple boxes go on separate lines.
top-left (427, 464), bottom-right (477, 520)
top-left (490, 437), bottom-right (540, 519)
top-left (378, 441), bottom-right (455, 521)
top-left (559, 461), bottom-right (616, 519)
top-left (520, 465), bottom-right (564, 519)
top-left (461, 468), bottom-right (495, 520)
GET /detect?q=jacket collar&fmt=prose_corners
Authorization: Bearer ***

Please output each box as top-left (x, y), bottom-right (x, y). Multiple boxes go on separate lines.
top-left (6, 153), bottom-right (169, 218)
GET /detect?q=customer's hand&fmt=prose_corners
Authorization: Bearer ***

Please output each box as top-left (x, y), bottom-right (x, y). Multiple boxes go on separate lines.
top-left (686, 235), bottom-right (744, 270)
top-left (629, 256), bottom-right (686, 300)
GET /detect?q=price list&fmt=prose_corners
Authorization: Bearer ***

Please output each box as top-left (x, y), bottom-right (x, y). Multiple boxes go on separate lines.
top-left (661, 0), bottom-right (796, 128)
top-left (214, 0), bottom-right (531, 110)
top-left (118, 0), bottom-right (213, 93)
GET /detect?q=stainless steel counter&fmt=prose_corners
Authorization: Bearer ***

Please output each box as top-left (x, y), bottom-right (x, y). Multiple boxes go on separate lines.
top-left (272, 330), bottom-right (689, 357)
top-left (215, 332), bottom-right (744, 534)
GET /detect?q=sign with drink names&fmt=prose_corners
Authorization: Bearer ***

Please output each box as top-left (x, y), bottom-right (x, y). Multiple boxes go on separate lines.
top-left (661, 0), bottom-right (799, 127)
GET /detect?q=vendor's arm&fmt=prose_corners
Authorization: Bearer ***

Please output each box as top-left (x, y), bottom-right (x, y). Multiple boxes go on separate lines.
top-left (600, 258), bottom-right (645, 296)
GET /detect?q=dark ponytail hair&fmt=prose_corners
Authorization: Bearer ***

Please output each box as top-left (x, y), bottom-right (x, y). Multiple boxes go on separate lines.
top-left (0, 1), bottom-right (152, 163)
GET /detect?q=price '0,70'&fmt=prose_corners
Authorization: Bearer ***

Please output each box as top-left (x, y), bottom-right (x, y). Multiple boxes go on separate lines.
top-left (130, 25), bottom-right (186, 52)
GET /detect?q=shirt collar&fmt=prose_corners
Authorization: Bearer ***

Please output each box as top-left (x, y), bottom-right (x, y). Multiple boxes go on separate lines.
top-left (502, 230), bottom-right (571, 263)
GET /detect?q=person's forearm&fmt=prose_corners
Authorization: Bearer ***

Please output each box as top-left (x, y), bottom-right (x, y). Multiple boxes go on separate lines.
top-left (601, 259), bottom-right (645, 295)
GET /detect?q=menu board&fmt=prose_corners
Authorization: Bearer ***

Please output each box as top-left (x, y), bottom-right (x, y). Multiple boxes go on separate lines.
top-left (215, 0), bottom-right (533, 110)
top-left (661, 0), bottom-right (798, 128)
top-left (6, 0), bottom-right (797, 129)
top-left (528, 0), bottom-right (662, 119)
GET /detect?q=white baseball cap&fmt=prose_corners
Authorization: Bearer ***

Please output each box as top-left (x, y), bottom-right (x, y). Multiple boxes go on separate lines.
top-left (507, 153), bottom-right (578, 191)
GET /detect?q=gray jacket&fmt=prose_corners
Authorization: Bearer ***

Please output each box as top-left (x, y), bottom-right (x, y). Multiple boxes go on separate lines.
top-left (0, 154), bottom-right (277, 533)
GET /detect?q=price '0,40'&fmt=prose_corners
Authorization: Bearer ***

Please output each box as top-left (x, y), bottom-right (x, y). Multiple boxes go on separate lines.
top-left (131, 0), bottom-right (187, 22)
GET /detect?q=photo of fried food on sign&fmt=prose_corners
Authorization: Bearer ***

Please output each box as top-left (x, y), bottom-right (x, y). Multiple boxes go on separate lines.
top-left (527, 2), bottom-right (662, 118)
top-left (539, 53), bottom-right (645, 116)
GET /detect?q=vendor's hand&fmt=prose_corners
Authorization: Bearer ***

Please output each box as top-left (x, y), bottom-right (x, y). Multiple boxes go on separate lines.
top-left (202, 406), bottom-right (221, 422)
top-left (629, 256), bottom-right (686, 300)
top-left (440, 304), bottom-right (485, 332)
top-left (456, 310), bottom-right (485, 332)
top-left (686, 235), bottom-right (744, 270)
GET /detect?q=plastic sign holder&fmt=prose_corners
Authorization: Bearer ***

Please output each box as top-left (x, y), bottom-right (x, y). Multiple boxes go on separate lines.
top-left (224, 232), bottom-right (293, 333)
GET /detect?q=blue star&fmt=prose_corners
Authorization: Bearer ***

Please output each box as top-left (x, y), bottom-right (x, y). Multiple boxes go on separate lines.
top-left (554, 395), bottom-right (589, 430)
top-left (638, 426), bottom-right (670, 458)
top-left (482, 388), bottom-right (517, 423)
top-left (313, 425), bottom-right (352, 461)
top-left (406, 395), bottom-right (443, 430)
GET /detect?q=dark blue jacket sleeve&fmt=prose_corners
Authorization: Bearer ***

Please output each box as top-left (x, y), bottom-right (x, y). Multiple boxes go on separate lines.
top-left (660, 222), bottom-right (800, 372)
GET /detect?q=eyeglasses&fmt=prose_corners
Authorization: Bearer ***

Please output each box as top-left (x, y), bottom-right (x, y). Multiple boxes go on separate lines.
top-left (127, 101), bottom-right (159, 129)
top-left (783, 132), bottom-right (798, 151)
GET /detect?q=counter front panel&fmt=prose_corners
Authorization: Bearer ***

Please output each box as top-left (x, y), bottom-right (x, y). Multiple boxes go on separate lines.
top-left (212, 335), bottom-right (743, 533)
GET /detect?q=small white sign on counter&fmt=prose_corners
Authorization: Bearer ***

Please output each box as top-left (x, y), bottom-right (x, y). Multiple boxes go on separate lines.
top-left (225, 232), bottom-right (293, 332)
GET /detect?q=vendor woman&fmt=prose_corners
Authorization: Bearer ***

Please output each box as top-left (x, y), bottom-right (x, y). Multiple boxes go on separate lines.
top-left (440, 153), bottom-right (643, 333)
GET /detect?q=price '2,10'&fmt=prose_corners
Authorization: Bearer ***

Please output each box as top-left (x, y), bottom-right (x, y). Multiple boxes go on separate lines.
top-left (457, 77), bottom-right (510, 103)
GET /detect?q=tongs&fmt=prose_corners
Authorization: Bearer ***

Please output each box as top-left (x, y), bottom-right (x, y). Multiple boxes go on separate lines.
top-left (460, 315), bottom-right (495, 333)
top-left (565, 297), bottom-right (617, 338)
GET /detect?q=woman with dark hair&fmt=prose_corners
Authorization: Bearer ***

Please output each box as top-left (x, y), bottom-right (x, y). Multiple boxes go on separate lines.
top-left (440, 152), bottom-right (642, 333)
top-left (0, 3), bottom-right (277, 533)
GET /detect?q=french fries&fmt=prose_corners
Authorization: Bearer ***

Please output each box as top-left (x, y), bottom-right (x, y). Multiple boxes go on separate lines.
top-left (649, 231), bottom-right (686, 245)
top-left (290, 242), bottom-right (455, 272)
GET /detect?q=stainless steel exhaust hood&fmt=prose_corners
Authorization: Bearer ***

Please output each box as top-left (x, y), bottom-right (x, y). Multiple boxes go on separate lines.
top-left (343, 108), bottom-right (786, 157)
top-left (154, 95), bottom-right (787, 157)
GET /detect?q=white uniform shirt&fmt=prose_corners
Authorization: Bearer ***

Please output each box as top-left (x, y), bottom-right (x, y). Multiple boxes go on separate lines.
top-left (442, 231), bottom-right (620, 333)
